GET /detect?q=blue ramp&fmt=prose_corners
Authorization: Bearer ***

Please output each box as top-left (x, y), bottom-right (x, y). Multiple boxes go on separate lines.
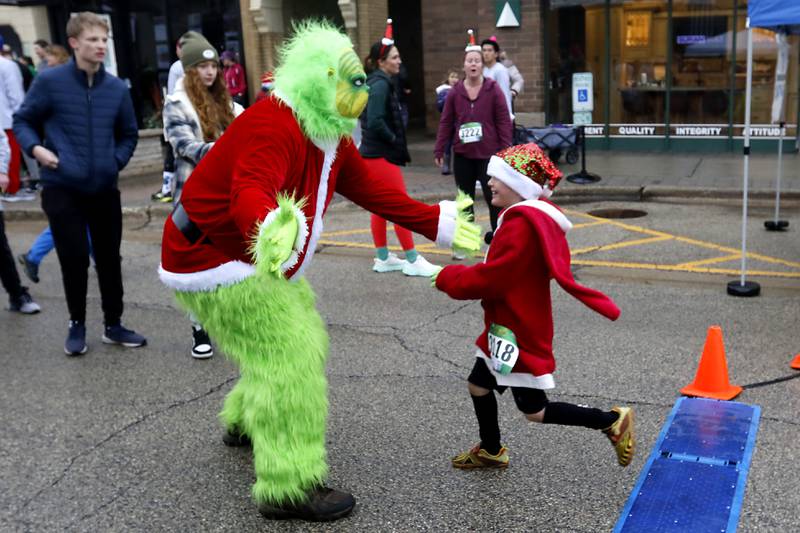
top-left (613, 397), bottom-right (760, 533)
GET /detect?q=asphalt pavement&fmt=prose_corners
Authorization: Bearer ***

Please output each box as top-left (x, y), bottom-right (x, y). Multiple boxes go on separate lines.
top-left (1, 196), bottom-right (798, 532)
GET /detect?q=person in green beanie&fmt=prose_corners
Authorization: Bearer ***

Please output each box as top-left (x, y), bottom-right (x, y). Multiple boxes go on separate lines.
top-left (163, 33), bottom-right (243, 359)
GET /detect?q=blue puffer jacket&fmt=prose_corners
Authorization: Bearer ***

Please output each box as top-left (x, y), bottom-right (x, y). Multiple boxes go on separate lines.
top-left (13, 59), bottom-right (138, 193)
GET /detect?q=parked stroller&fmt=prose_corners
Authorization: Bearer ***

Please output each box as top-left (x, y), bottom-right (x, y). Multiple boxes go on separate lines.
top-left (514, 124), bottom-right (580, 164)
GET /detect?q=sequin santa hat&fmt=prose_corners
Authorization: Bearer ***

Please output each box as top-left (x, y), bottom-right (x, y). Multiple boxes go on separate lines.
top-left (487, 143), bottom-right (564, 199)
top-left (379, 18), bottom-right (394, 57)
top-left (465, 29), bottom-right (481, 53)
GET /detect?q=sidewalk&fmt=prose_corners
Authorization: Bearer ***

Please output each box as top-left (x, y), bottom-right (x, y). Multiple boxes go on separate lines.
top-left (3, 138), bottom-right (799, 221)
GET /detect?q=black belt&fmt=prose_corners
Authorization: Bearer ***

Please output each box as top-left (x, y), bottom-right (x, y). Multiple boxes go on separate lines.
top-left (172, 202), bottom-right (209, 245)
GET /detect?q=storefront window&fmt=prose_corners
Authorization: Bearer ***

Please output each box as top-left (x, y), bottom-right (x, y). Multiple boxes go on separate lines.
top-left (546, 1), bottom-right (606, 129)
top-left (670, 0), bottom-right (734, 138)
top-left (609, 0), bottom-right (669, 137)
top-left (732, 4), bottom-right (798, 139)
top-left (547, 0), bottom-right (797, 147)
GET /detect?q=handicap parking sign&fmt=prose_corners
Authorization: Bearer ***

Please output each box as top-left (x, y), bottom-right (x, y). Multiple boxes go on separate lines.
top-left (572, 73), bottom-right (593, 112)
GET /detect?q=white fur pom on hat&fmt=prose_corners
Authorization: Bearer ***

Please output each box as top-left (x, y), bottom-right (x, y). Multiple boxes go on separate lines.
top-left (487, 143), bottom-right (564, 200)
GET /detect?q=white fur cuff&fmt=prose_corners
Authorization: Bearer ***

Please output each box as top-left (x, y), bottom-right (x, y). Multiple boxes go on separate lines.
top-left (435, 200), bottom-right (457, 248)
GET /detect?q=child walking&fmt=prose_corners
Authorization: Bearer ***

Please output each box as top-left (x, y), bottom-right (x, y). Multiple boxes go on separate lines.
top-left (432, 143), bottom-right (634, 469)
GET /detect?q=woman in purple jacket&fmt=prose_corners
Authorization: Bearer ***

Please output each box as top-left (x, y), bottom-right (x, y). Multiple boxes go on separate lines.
top-left (434, 35), bottom-right (512, 243)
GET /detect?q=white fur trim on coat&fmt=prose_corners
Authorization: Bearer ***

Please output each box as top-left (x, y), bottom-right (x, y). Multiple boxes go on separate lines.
top-left (292, 146), bottom-right (337, 279)
top-left (435, 200), bottom-right (457, 248)
top-left (500, 199), bottom-right (573, 234)
top-left (256, 203), bottom-right (310, 273)
top-left (158, 261), bottom-right (255, 292)
top-left (487, 155), bottom-right (552, 200)
top-left (476, 349), bottom-right (555, 389)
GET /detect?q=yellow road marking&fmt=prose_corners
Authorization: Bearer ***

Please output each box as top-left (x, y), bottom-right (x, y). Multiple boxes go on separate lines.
top-left (573, 220), bottom-right (609, 229)
top-left (318, 240), bottom-right (454, 256)
top-left (563, 208), bottom-right (800, 269)
top-left (319, 208), bottom-right (800, 278)
top-left (571, 259), bottom-right (800, 278)
top-left (323, 228), bottom-right (372, 237)
top-left (676, 254), bottom-right (741, 268)
top-left (571, 235), bottom-right (672, 256)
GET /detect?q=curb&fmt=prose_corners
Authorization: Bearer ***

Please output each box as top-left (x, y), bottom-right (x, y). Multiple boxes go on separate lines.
top-left (3, 186), bottom-right (798, 223)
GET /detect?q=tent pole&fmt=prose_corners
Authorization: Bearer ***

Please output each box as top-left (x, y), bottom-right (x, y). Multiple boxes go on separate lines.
top-left (765, 122), bottom-right (789, 230)
top-left (728, 20), bottom-right (760, 297)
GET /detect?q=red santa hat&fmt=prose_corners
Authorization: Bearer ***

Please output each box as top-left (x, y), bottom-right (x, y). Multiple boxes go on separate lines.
top-left (379, 19), bottom-right (394, 58)
top-left (465, 29), bottom-right (481, 53)
top-left (487, 143), bottom-right (563, 200)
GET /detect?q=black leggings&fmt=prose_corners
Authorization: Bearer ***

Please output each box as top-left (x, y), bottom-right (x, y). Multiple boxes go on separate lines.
top-left (452, 153), bottom-right (499, 230)
top-left (0, 212), bottom-right (24, 301)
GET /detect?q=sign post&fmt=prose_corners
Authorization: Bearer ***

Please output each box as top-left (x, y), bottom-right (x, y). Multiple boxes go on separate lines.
top-left (567, 72), bottom-right (602, 184)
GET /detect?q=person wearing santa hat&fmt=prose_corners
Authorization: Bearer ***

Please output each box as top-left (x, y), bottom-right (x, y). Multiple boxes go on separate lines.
top-left (435, 29), bottom-right (512, 251)
top-left (432, 142), bottom-right (635, 470)
top-left (360, 19), bottom-right (439, 277)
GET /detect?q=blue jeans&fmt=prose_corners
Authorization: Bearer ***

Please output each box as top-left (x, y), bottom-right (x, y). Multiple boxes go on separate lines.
top-left (28, 226), bottom-right (93, 265)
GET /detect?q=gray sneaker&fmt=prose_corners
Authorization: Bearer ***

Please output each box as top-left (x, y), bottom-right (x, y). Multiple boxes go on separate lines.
top-left (8, 289), bottom-right (40, 314)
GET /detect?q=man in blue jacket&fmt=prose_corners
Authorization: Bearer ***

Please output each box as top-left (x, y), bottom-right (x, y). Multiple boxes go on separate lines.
top-left (13, 12), bottom-right (145, 355)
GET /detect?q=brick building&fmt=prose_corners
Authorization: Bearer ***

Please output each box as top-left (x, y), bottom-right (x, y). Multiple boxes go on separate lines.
top-left (240, 1), bottom-right (547, 132)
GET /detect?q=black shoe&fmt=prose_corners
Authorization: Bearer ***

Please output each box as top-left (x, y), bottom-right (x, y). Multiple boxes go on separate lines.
top-left (222, 427), bottom-right (251, 447)
top-left (191, 327), bottom-right (213, 359)
top-left (484, 231), bottom-right (494, 245)
top-left (65, 320), bottom-right (88, 356)
top-left (8, 288), bottom-right (41, 314)
top-left (102, 323), bottom-right (147, 348)
top-left (17, 254), bottom-right (39, 283)
top-left (257, 486), bottom-right (355, 522)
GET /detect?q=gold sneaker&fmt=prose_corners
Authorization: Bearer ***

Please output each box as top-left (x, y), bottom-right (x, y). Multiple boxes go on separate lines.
top-left (603, 407), bottom-right (635, 467)
top-left (451, 444), bottom-right (509, 469)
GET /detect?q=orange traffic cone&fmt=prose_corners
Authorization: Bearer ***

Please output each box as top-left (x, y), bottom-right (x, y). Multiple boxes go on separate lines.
top-left (791, 353), bottom-right (800, 370)
top-left (680, 326), bottom-right (742, 400)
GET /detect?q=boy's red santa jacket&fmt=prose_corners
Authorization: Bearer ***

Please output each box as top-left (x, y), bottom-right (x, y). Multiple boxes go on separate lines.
top-left (160, 96), bottom-right (457, 291)
top-left (435, 199), bottom-right (620, 389)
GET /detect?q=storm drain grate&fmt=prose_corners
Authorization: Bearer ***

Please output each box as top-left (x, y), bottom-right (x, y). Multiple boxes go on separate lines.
top-left (587, 208), bottom-right (647, 219)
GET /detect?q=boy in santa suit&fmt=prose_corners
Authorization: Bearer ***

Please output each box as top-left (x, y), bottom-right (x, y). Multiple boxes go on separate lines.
top-left (432, 143), bottom-right (635, 469)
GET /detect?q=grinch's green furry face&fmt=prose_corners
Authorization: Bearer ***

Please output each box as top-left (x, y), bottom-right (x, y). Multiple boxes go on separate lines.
top-left (335, 48), bottom-right (368, 118)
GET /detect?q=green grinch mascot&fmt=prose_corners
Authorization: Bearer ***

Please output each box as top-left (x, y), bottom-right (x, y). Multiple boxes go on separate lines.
top-left (159, 21), bottom-right (480, 521)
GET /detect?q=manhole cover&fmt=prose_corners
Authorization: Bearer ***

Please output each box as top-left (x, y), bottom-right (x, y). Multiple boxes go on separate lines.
top-left (587, 208), bottom-right (647, 219)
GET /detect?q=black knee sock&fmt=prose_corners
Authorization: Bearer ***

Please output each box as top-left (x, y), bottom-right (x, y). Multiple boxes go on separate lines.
top-left (471, 393), bottom-right (502, 455)
top-left (542, 402), bottom-right (618, 430)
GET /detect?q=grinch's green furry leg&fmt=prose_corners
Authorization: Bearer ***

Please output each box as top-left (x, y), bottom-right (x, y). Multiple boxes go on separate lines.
top-left (176, 274), bottom-right (330, 505)
top-left (219, 379), bottom-right (247, 432)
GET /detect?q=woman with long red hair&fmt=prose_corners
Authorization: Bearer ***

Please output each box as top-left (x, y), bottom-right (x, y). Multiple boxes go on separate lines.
top-left (164, 33), bottom-right (243, 359)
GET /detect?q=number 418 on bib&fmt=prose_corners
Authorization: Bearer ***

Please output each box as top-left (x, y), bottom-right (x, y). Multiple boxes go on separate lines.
top-left (487, 323), bottom-right (519, 375)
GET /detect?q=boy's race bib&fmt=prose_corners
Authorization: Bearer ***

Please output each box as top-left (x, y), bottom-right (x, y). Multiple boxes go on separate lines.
top-left (458, 122), bottom-right (483, 144)
top-left (487, 323), bottom-right (519, 375)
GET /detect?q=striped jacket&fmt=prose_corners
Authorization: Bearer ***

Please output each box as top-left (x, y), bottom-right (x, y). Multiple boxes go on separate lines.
top-left (164, 78), bottom-right (243, 203)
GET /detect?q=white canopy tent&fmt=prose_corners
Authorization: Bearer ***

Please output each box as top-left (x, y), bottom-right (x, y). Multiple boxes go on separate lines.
top-left (729, 0), bottom-right (800, 297)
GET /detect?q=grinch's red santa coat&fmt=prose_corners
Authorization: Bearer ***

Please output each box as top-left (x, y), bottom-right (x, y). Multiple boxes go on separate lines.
top-left (159, 96), bottom-right (458, 290)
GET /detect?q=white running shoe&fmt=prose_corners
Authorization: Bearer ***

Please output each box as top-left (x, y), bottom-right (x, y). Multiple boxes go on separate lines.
top-left (373, 252), bottom-right (408, 273)
top-left (402, 254), bottom-right (439, 277)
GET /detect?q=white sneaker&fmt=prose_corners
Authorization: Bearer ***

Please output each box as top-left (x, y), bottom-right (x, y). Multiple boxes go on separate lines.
top-left (373, 252), bottom-right (408, 273)
top-left (452, 251), bottom-right (467, 261)
top-left (402, 254), bottom-right (439, 277)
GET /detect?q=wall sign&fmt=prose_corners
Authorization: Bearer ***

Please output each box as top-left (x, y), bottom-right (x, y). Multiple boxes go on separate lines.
top-left (495, 1), bottom-right (521, 28)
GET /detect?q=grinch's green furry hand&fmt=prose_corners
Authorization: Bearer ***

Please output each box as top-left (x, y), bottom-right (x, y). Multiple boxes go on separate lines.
top-left (251, 195), bottom-right (307, 278)
top-left (430, 266), bottom-right (443, 288)
top-left (452, 191), bottom-right (482, 257)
